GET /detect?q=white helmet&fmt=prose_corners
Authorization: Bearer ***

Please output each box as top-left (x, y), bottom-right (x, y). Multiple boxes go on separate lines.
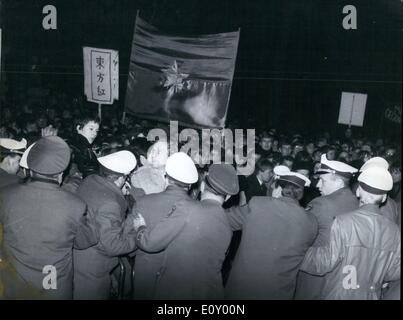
top-left (0, 138), bottom-right (27, 151)
top-left (360, 157), bottom-right (389, 172)
top-left (98, 150), bottom-right (137, 175)
top-left (165, 152), bottom-right (198, 184)
top-left (358, 166), bottom-right (393, 194)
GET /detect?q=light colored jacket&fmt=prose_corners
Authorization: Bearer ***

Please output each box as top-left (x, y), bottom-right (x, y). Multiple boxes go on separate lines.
top-left (300, 204), bottom-right (400, 300)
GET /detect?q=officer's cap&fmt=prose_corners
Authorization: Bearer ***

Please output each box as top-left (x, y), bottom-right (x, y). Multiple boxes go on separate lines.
top-left (19, 143), bottom-right (36, 169)
top-left (206, 164), bottom-right (239, 196)
top-left (165, 152), bottom-right (198, 184)
top-left (0, 138), bottom-right (27, 155)
top-left (360, 157), bottom-right (389, 172)
top-left (317, 154), bottom-right (358, 178)
top-left (358, 166), bottom-right (393, 195)
top-left (273, 165), bottom-right (311, 188)
top-left (98, 150), bottom-right (137, 175)
top-left (27, 136), bottom-right (70, 174)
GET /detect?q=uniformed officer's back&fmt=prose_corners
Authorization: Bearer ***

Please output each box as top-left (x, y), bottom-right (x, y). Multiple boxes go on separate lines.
top-left (225, 166), bottom-right (317, 300)
top-left (153, 197), bottom-right (233, 299)
top-left (0, 136), bottom-right (97, 299)
top-left (133, 162), bottom-right (239, 300)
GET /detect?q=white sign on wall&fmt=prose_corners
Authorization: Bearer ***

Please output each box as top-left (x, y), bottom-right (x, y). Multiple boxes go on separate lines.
top-left (338, 92), bottom-right (367, 127)
top-left (83, 47), bottom-right (119, 104)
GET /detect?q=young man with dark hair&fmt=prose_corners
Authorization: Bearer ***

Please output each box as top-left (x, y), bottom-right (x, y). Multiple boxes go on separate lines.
top-left (256, 132), bottom-right (274, 157)
top-left (243, 158), bottom-right (274, 202)
top-left (279, 139), bottom-right (292, 158)
top-left (68, 115), bottom-right (100, 178)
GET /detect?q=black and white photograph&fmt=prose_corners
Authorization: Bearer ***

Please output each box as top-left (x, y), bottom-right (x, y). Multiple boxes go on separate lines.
top-left (0, 0), bottom-right (401, 307)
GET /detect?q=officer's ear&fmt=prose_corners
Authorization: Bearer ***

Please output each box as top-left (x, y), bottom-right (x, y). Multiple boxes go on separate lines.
top-left (381, 194), bottom-right (387, 204)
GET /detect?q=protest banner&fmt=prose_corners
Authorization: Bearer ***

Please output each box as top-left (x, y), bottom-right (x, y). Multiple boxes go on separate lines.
top-left (0, 28), bottom-right (2, 115)
top-left (83, 47), bottom-right (119, 118)
top-left (338, 92), bottom-right (367, 127)
top-left (124, 14), bottom-right (240, 129)
top-left (384, 105), bottom-right (401, 124)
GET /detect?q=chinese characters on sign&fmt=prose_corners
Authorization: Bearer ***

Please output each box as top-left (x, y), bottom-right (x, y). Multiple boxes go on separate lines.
top-left (83, 47), bottom-right (119, 104)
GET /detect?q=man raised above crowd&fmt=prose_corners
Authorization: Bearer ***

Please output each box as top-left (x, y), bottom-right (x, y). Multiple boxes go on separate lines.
top-left (68, 115), bottom-right (100, 179)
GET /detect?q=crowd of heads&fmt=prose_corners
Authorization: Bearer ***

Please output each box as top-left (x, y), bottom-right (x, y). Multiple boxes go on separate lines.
top-left (0, 93), bottom-right (401, 203)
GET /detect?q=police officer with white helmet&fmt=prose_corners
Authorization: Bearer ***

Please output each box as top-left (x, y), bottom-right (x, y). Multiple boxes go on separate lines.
top-left (295, 154), bottom-right (359, 299)
top-left (73, 150), bottom-right (138, 300)
top-left (300, 166), bottom-right (400, 299)
top-left (130, 151), bottom-right (199, 299)
top-left (132, 163), bottom-right (239, 299)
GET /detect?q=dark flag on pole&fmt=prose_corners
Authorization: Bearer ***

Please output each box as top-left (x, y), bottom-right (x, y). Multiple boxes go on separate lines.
top-left (124, 14), bottom-right (240, 128)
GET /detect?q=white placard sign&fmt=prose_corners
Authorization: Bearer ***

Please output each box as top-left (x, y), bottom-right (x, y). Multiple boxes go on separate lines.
top-left (83, 47), bottom-right (119, 104)
top-left (338, 92), bottom-right (367, 127)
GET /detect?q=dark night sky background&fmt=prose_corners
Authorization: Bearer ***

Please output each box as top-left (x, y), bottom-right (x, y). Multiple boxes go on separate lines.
top-left (1, 0), bottom-right (401, 138)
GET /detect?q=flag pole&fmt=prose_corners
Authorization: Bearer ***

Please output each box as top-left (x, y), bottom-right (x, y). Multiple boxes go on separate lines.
top-left (98, 103), bottom-right (102, 121)
top-left (122, 10), bottom-right (140, 125)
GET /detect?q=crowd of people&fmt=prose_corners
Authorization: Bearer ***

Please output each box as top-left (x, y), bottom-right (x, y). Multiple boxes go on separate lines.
top-left (0, 96), bottom-right (401, 300)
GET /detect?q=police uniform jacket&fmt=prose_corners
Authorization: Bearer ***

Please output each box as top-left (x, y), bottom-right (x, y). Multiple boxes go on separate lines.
top-left (132, 185), bottom-right (193, 299)
top-left (300, 204), bottom-right (400, 300)
top-left (135, 198), bottom-right (232, 300)
top-left (0, 168), bottom-right (20, 189)
top-left (295, 187), bottom-right (359, 299)
top-left (0, 179), bottom-right (97, 299)
top-left (225, 196), bottom-right (318, 299)
top-left (380, 197), bottom-right (400, 226)
top-left (73, 174), bottom-right (136, 299)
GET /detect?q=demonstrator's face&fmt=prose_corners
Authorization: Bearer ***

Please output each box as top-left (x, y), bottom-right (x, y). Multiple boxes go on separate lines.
top-left (281, 145), bottom-right (292, 157)
top-left (260, 138), bottom-right (273, 151)
top-left (78, 121), bottom-right (99, 144)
